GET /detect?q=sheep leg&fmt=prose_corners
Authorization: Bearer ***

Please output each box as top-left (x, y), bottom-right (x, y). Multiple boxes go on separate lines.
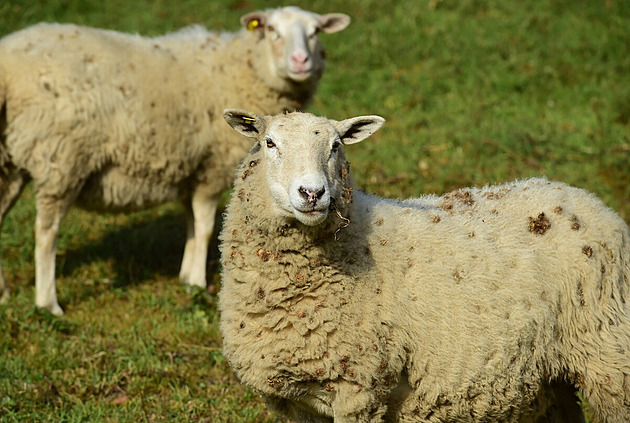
top-left (179, 189), bottom-right (218, 288)
top-left (332, 381), bottom-right (388, 422)
top-left (333, 409), bottom-right (386, 423)
top-left (0, 169), bottom-right (28, 303)
top-left (179, 200), bottom-right (195, 283)
top-left (575, 334), bottom-right (630, 423)
top-left (265, 396), bottom-right (334, 423)
top-left (34, 193), bottom-right (72, 316)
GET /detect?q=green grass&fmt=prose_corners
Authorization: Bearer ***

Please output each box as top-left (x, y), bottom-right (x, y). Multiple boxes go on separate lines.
top-left (0, 0), bottom-right (628, 421)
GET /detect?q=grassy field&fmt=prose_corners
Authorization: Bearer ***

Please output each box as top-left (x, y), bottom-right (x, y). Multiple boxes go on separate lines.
top-left (0, 0), bottom-right (628, 421)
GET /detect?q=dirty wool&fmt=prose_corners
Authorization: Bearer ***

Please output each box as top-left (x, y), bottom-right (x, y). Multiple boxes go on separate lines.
top-left (219, 110), bottom-right (630, 422)
top-left (0, 6), bottom-right (350, 314)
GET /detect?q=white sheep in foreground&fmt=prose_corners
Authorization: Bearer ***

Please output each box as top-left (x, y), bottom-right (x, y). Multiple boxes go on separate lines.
top-left (0, 6), bottom-right (350, 315)
top-left (219, 109), bottom-right (630, 422)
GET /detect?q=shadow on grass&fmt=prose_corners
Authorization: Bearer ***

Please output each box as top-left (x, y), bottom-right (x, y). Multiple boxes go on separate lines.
top-left (56, 207), bottom-right (224, 291)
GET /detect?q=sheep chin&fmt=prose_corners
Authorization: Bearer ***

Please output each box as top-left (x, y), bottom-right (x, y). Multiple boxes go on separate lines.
top-left (293, 208), bottom-right (329, 226)
top-left (287, 69), bottom-right (314, 82)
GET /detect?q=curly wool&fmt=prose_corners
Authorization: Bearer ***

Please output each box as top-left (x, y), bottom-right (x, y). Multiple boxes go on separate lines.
top-left (219, 115), bottom-right (630, 422)
top-left (0, 9), bottom-right (349, 314)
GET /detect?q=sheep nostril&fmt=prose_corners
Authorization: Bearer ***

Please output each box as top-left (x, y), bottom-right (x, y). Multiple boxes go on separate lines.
top-left (291, 52), bottom-right (308, 65)
top-left (298, 186), bottom-right (325, 205)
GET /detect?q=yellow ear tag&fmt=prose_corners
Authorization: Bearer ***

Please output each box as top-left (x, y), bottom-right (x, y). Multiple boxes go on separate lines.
top-left (242, 116), bottom-right (257, 123)
top-left (247, 19), bottom-right (259, 31)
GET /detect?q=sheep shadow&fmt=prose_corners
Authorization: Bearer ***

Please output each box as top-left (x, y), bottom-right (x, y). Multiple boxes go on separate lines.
top-left (56, 207), bottom-right (224, 297)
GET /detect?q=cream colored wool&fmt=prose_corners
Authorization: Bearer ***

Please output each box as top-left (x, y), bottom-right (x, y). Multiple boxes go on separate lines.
top-left (0, 6), bottom-right (350, 315)
top-left (219, 109), bottom-right (630, 422)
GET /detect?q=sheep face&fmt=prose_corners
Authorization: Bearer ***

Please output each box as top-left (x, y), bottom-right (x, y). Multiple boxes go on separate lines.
top-left (223, 109), bottom-right (385, 226)
top-left (241, 7), bottom-right (350, 83)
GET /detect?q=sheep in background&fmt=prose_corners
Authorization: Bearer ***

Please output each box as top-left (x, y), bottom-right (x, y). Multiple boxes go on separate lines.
top-left (219, 109), bottom-right (630, 422)
top-left (0, 6), bottom-right (350, 315)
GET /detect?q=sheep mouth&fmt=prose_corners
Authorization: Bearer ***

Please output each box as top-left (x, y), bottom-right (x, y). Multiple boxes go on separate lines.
top-left (293, 207), bottom-right (329, 225)
top-left (303, 209), bottom-right (326, 216)
top-left (288, 69), bottom-right (314, 81)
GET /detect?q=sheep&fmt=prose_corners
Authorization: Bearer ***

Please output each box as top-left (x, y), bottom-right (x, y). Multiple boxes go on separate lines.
top-left (0, 6), bottom-right (351, 315)
top-left (219, 108), bottom-right (630, 422)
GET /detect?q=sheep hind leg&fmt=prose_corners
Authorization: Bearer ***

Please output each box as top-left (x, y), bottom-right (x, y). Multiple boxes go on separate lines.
top-left (179, 189), bottom-right (218, 289)
top-left (34, 192), bottom-right (73, 316)
top-left (569, 328), bottom-right (630, 423)
top-left (0, 168), bottom-right (28, 304)
top-left (579, 365), bottom-right (630, 423)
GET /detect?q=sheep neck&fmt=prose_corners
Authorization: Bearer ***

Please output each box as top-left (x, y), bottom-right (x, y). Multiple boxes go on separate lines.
top-left (219, 152), bottom-right (399, 401)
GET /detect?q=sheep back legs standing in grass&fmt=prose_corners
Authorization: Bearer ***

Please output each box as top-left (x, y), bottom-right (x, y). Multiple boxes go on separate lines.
top-left (219, 109), bottom-right (630, 422)
top-left (0, 6), bottom-right (350, 315)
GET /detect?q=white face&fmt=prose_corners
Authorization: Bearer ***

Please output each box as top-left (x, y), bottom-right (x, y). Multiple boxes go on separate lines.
top-left (223, 109), bottom-right (385, 227)
top-left (242, 7), bottom-right (351, 83)
top-left (262, 114), bottom-right (342, 225)
top-left (265, 9), bottom-right (322, 82)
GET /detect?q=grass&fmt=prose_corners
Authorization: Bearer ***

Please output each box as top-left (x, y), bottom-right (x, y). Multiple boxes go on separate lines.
top-left (0, 0), bottom-right (628, 421)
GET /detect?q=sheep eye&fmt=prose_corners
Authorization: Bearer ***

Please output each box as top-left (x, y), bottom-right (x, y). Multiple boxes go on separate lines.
top-left (266, 137), bottom-right (276, 148)
top-left (267, 25), bottom-right (280, 39)
top-left (331, 141), bottom-right (341, 152)
top-left (309, 28), bottom-right (320, 39)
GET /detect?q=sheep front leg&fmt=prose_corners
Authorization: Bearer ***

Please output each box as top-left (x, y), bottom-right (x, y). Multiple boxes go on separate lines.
top-left (179, 189), bottom-right (218, 288)
top-left (179, 201), bottom-right (195, 283)
top-left (332, 381), bottom-right (387, 423)
top-left (34, 194), bottom-right (70, 316)
top-left (333, 406), bottom-right (387, 423)
top-left (0, 273), bottom-right (7, 304)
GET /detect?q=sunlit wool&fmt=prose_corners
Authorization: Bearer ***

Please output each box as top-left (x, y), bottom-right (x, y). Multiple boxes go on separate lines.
top-left (219, 109), bottom-right (630, 423)
top-left (0, 7), bottom-right (351, 315)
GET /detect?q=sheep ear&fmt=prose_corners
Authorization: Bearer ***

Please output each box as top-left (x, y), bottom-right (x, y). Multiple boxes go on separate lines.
top-left (318, 13), bottom-right (351, 34)
top-left (334, 116), bottom-right (385, 145)
top-left (240, 11), bottom-right (267, 32)
top-left (223, 109), bottom-right (266, 138)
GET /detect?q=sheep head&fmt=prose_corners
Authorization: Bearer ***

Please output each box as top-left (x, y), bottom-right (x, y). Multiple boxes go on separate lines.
top-left (240, 6), bottom-right (350, 83)
top-left (223, 109), bottom-right (384, 227)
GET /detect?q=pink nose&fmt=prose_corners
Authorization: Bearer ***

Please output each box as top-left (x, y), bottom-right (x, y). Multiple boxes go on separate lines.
top-left (290, 52), bottom-right (308, 66)
top-left (298, 186), bottom-right (325, 206)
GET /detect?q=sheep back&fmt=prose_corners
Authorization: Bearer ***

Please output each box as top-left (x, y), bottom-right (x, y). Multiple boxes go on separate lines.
top-left (0, 23), bottom-right (308, 209)
top-left (358, 178), bottom-right (630, 419)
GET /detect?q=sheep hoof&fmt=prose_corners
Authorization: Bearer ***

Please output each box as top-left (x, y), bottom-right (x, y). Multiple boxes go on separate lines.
top-left (178, 268), bottom-right (190, 284)
top-left (182, 277), bottom-right (207, 291)
top-left (45, 303), bottom-right (65, 317)
top-left (0, 289), bottom-right (9, 304)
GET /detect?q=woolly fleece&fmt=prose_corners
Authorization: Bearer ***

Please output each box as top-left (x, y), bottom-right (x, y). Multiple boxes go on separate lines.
top-left (0, 7), bottom-right (350, 313)
top-left (219, 111), bottom-right (630, 422)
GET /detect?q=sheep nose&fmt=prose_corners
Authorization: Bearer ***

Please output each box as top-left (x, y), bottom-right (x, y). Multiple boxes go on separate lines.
top-left (290, 51), bottom-right (309, 66)
top-left (298, 186), bottom-right (325, 205)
